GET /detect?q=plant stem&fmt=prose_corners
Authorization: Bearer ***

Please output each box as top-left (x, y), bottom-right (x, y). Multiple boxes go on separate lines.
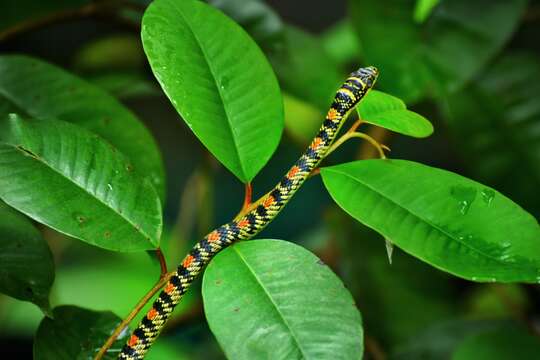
top-left (94, 270), bottom-right (172, 360)
top-left (241, 182), bottom-right (253, 212)
top-left (326, 132), bottom-right (388, 159)
top-left (155, 248), bottom-right (168, 279)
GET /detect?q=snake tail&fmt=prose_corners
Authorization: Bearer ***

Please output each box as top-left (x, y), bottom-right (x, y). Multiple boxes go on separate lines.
top-left (117, 66), bottom-right (378, 359)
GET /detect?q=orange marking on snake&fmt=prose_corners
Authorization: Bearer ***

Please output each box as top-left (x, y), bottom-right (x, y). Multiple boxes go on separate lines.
top-left (183, 255), bottom-right (195, 268)
top-left (238, 219), bottom-right (249, 228)
top-left (208, 231), bottom-right (219, 242)
top-left (147, 308), bottom-right (158, 320)
top-left (288, 166), bottom-right (300, 179)
top-left (128, 335), bottom-right (139, 347)
top-left (164, 283), bottom-right (175, 294)
top-left (311, 137), bottom-right (322, 150)
top-left (263, 196), bottom-right (275, 208)
top-left (327, 108), bottom-right (339, 121)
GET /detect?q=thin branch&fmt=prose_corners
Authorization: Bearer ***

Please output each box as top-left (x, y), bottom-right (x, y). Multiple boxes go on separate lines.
top-left (241, 182), bottom-right (253, 212)
top-left (0, 3), bottom-right (99, 41)
top-left (155, 248), bottom-right (168, 279)
top-left (94, 271), bottom-right (172, 360)
top-left (326, 132), bottom-right (389, 159)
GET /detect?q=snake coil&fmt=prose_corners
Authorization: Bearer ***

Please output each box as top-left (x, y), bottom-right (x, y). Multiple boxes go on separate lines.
top-left (118, 66), bottom-right (379, 359)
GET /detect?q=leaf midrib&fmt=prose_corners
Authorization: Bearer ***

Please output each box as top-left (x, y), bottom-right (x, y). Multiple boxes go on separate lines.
top-left (3, 141), bottom-right (154, 244)
top-left (325, 167), bottom-right (528, 269)
top-left (172, 1), bottom-right (247, 180)
top-left (233, 245), bottom-right (308, 359)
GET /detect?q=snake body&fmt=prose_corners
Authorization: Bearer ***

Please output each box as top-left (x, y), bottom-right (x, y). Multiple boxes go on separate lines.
top-left (118, 67), bottom-right (378, 359)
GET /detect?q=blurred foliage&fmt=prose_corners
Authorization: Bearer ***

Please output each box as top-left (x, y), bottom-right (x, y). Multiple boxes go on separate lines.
top-left (0, 0), bottom-right (539, 359)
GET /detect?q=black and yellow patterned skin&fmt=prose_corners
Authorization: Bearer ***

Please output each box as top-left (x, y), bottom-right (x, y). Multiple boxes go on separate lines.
top-left (118, 67), bottom-right (378, 359)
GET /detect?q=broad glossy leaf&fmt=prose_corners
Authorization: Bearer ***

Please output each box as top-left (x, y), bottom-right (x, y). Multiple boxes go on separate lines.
top-left (444, 53), bottom-right (540, 218)
top-left (452, 326), bottom-right (540, 359)
top-left (350, 0), bottom-right (527, 102)
top-left (203, 239), bottom-right (363, 359)
top-left (33, 306), bottom-right (126, 360)
top-left (321, 160), bottom-right (540, 282)
top-left (0, 55), bottom-right (165, 198)
top-left (0, 202), bottom-right (54, 310)
top-left (0, 116), bottom-right (162, 251)
top-left (358, 90), bottom-right (433, 137)
top-left (142, 0), bottom-right (283, 183)
top-left (270, 26), bottom-right (344, 111)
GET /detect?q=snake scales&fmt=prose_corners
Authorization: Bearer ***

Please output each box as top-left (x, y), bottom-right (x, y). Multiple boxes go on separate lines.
top-left (118, 66), bottom-right (379, 359)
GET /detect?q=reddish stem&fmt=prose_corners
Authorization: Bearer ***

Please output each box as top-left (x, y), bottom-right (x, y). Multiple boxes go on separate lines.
top-left (155, 248), bottom-right (168, 279)
top-left (241, 182), bottom-right (253, 212)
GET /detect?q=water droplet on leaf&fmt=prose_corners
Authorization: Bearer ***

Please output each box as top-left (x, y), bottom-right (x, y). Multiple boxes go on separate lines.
top-left (450, 185), bottom-right (477, 215)
top-left (481, 188), bottom-right (495, 205)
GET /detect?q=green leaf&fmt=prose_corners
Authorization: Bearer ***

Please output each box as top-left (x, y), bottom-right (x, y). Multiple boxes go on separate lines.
top-left (0, 55), bottom-right (165, 198)
top-left (452, 326), bottom-right (540, 359)
top-left (414, 0), bottom-right (440, 23)
top-left (358, 90), bottom-right (433, 137)
top-left (0, 202), bottom-right (54, 310)
top-left (203, 239), bottom-right (363, 359)
top-left (206, 0), bottom-right (284, 51)
top-left (349, 0), bottom-right (527, 102)
top-left (86, 72), bottom-right (160, 100)
top-left (321, 159), bottom-right (540, 283)
top-left (33, 305), bottom-right (126, 360)
top-left (443, 53), bottom-right (540, 218)
top-left (0, 116), bottom-right (162, 251)
top-left (142, 0), bottom-right (283, 183)
top-left (270, 26), bottom-right (344, 111)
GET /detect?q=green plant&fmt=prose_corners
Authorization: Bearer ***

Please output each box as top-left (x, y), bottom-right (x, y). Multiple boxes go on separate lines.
top-left (1, 0), bottom-right (539, 359)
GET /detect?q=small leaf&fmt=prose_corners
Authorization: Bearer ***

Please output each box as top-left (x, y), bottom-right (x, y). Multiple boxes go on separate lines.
top-left (0, 116), bottom-right (162, 251)
top-left (142, 0), bottom-right (283, 183)
top-left (203, 239), bottom-right (363, 359)
top-left (0, 202), bottom-right (54, 310)
top-left (33, 306), bottom-right (126, 360)
top-left (358, 90), bottom-right (433, 137)
top-left (321, 159), bottom-right (540, 283)
top-left (0, 55), bottom-right (165, 198)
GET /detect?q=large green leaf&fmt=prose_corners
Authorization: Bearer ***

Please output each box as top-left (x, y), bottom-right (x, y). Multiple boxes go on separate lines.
top-left (0, 202), bottom-right (54, 310)
top-left (33, 306), bottom-right (126, 360)
top-left (0, 116), bottom-right (162, 251)
top-left (443, 53), bottom-right (540, 218)
top-left (358, 90), bottom-right (433, 138)
top-left (349, 0), bottom-right (527, 102)
top-left (203, 239), bottom-right (363, 359)
top-left (142, 0), bottom-right (283, 183)
top-left (0, 55), bottom-right (165, 198)
top-left (321, 159), bottom-right (540, 283)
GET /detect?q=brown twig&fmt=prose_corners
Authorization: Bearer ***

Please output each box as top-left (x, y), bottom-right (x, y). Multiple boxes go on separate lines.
top-left (0, 0), bottom-right (146, 42)
top-left (364, 335), bottom-right (387, 360)
top-left (94, 271), bottom-right (172, 360)
top-left (241, 182), bottom-right (253, 212)
top-left (155, 248), bottom-right (168, 279)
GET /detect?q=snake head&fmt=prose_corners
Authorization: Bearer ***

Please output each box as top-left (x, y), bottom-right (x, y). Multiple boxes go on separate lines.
top-left (350, 66), bottom-right (379, 89)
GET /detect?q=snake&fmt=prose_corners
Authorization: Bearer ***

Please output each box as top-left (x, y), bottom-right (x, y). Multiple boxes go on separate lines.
top-left (118, 66), bottom-right (378, 359)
